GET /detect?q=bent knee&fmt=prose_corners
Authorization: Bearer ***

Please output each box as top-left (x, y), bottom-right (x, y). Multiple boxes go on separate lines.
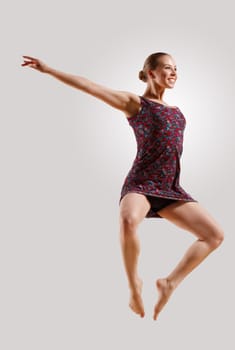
top-left (119, 212), bottom-right (140, 230)
top-left (207, 229), bottom-right (225, 249)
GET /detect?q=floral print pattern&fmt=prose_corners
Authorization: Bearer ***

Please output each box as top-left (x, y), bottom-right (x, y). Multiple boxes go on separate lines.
top-left (119, 96), bottom-right (197, 218)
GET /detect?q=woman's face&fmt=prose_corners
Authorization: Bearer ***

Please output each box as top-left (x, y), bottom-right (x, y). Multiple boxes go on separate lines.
top-left (149, 55), bottom-right (178, 88)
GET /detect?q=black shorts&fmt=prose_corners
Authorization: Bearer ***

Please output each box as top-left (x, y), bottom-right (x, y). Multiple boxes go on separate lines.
top-left (145, 195), bottom-right (178, 218)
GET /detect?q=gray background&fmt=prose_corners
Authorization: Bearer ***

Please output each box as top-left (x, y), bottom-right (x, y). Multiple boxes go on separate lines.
top-left (1, 0), bottom-right (234, 348)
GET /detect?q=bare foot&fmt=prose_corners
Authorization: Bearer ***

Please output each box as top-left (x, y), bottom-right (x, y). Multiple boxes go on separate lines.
top-left (153, 278), bottom-right (175, 320)
top-left (129, 278), bottom-right (145, 318)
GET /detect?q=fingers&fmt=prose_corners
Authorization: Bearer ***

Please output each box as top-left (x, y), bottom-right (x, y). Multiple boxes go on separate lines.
top-left (22, 55), bottom-right (38, 60)
top-left (21, 61), bottom-right (36, 67)
top-left (21, 55), bottom-right (48, 72)
top-left (22, 56), bottom-right (38, 65)
top-left (21, 63), bottom-right (37, 68)
top-left (21, 55), bottom-right (39, 68)
top-left (21, 61), bottom-right (32, 66)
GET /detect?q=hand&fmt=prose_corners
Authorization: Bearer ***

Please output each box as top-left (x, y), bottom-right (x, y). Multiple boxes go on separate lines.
top-left (21, 55), bottom-right (50, 73)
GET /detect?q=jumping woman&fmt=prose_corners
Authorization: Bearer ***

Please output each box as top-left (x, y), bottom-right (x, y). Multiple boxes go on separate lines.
top-left (21, 52), bottom-right (224, 321)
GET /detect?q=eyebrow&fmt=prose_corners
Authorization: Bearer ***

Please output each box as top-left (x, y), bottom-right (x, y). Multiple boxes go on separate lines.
top-left (164, 64), bottom-right (177, 68)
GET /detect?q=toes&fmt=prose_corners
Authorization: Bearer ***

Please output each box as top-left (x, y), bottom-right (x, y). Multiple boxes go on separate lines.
top-left (129, 302), bottom-right (145, 317)
top-left (153, 307), bottom-right (159, 320)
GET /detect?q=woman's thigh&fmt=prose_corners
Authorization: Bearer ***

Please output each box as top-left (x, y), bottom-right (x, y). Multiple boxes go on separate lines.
top-left (157, 201), bottom-right (224, 242)
top-left (119, 192), bottom-right (151, 225)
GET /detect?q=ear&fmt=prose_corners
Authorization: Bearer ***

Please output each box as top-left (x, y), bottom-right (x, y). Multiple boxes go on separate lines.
top-left (148, 70), bottom-right (155, 79)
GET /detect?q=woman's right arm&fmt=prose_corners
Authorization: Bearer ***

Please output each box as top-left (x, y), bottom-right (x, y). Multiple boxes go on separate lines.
top-left (21, 55), bottom-right (140, 117)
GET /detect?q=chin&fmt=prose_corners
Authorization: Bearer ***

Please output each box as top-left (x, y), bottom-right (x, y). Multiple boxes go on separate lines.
top-left (165, 80), bottom-right (176, 88)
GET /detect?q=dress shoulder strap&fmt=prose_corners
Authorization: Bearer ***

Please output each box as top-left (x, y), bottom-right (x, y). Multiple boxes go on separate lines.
top-left (139, 95), bottom-right (153, 106)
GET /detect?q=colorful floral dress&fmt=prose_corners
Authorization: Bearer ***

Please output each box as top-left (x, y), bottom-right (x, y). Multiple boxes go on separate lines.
top-left (119, 96), bottom-right (197, 218)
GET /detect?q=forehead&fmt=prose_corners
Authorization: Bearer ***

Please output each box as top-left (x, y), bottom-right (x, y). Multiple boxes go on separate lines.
top-left (158, 55), bottom-right (177, 67)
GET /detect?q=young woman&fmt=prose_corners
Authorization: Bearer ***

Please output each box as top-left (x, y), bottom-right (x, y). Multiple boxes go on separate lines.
top-left (21, 52), bottom-right (224, 321)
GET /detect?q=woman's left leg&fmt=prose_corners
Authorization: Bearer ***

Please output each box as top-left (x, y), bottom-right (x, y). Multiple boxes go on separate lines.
top-left (153, 201), bottom-right (224, 320)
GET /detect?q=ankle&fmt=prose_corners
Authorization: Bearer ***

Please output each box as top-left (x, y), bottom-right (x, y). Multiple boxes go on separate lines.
top-left (129, 278), bottom-right (142, 294)
top-left (166, 277), bottom-right (178, 290)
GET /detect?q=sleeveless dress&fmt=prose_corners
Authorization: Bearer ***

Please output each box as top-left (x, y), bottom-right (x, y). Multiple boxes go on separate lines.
top-left (119, 96), bottom-right (198, 218)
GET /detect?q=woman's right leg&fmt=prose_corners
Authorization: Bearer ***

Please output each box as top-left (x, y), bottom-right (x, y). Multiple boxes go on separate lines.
top-left (119, 192), bottom-right (151, 317)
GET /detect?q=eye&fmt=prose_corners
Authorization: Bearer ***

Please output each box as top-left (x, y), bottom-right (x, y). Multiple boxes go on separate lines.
top-left (165, 66), bottom-right (177, 71)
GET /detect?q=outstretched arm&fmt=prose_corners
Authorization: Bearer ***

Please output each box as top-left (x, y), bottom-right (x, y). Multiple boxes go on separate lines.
top-left (21, 55), bottom-right (140, 116)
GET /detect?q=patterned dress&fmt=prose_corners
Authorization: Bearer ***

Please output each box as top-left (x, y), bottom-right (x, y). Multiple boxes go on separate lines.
top-left (119, 96), bottom-right (198, 218)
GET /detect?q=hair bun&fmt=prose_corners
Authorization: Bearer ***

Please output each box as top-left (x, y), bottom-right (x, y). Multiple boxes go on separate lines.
top-left (139, 70), bottom-right (147, 82)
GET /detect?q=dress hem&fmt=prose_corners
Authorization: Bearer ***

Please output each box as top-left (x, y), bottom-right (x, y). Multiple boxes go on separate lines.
top-left (119, 190), bottom-right (198, 205)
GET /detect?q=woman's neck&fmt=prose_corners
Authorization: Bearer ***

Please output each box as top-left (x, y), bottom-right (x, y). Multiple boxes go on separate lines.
top-left (143, 85), bottom-right (165, 102)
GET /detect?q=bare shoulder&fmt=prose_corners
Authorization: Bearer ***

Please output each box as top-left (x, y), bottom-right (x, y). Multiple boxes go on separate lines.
top-left (123, 92), bottom-right (141, 118)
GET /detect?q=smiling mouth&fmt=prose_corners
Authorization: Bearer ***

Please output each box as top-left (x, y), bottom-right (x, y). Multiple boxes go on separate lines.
top-left (168, 78), bottom-right (176, 82)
